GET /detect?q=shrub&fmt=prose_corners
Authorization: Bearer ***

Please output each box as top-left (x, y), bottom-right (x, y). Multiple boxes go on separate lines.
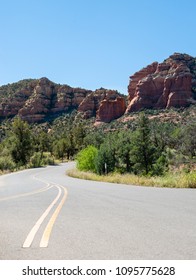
top-left (41, 153), bottom-right (55, 165)
top-left (30, 152), bottom-right (55, 167)
top-left (95, 143), bottom-right (116, 175)
top-left (77, 145), bottom-right (98, 172)
top-left (30, 152), bottom-right (42, 168)
top-left (151, 153), bottom-right (168, 176)
top-left (0, 156), bottom-right (15, 171)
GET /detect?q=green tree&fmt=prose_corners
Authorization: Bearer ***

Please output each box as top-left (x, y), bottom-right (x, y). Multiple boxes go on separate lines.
top-left (131, 113), bottom-right (156, 175)
top-left (150, 121), bottom-right (177, 153)
top-left (53, 138), bottom-right (67, 162)
top-left (64, 133), bottom-right (75, 159)
top-left (95, 142), bottom-right (116, 175)
top-left (77, 145), bottom-right (98, 172)
top-left (180, 123), bottom-right (196, 158)
top-left (73, 123), bottom-right (86, 151)
top-left (115, 131), bottom-right (132, 172)
top-left (83, 131), bottom-right (105, 148)
top-left (10, 118), bottom-right (32, 166)
top-left (32, 130), bottom-right (55, 166)
top-left (33, 130), bottom-right (51, 160)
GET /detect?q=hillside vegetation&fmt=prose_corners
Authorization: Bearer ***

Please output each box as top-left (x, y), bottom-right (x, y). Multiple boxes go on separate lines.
top-left (0, 79), bottom-right (36, 100)
top-left (0, 107), bottom-right (195, 188)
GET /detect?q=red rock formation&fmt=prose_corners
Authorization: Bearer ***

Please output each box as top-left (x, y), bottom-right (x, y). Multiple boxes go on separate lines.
top-left (0, 84), bottom-right (34, 117)
top-left (78, 88), bottom-right (126, 121)
top-left (17, 78), bottom-right (91, 122)
top-left (78, 90), bottom-right (104, 118)
top-left (96, 96), bottom-right (126, 122)
top-left (0, 78), bottom-right (126, 123)
top-left (128, 62), bottom-right (158, 100)
top-left (126, 53), bottom-right (196, 113)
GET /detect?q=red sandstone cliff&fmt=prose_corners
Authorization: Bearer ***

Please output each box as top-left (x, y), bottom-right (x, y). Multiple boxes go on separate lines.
top-left (126, 53), bottom-right (196, 112)
top-left (78, 89), bottom-right (126, 122)
top-left (0, 78), bottom-right (126, 123)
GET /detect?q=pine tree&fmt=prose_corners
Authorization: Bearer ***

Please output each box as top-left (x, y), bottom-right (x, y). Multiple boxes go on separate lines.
top-left (95, 142), bottom-right (116, 175)
top-left (10, 118), bottom-right (32, 166)
top-left (131, 113), bottom-right (155, 175)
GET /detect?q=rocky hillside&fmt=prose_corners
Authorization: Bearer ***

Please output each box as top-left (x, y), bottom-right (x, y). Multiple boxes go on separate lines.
top-left (0, 53), bottom-right (195, 123)
top-left (126, 53), bottom-right (196, 112)
top-left (0, 78), bottom-right (126, 123)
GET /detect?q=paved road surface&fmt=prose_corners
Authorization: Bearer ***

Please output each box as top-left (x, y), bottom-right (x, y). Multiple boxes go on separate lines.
top-left (0, 162), bottom-right (195, 259)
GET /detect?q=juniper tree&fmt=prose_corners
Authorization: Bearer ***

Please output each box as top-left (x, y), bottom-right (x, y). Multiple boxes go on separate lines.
top-left (10, 118), bottom-right (32, 167)
top-left (131, 113), bottom-right (156, 175)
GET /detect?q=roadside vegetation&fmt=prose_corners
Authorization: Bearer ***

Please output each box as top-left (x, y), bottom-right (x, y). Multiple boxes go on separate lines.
top-left (0, 108), bottom-right (195, 188)
top-left (67, 169), bottom-right (196, 188)
top-left (75, 110), bottom-right (196, 188)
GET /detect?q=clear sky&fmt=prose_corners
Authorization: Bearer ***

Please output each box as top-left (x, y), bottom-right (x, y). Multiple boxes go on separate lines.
top-left (0, 0), bottom-right (195, 94)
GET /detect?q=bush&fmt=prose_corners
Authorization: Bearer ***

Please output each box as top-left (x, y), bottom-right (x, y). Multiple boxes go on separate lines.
top-left (30, 152), bottom-right (55, 167)
top-left (151, 153), bottom-right (168, 176)
top-left (30, 152), bottom-right (42, 168)
top-left (41, 153), bottom-right (55, 165)
top-left (0, 156), bottom-right (15, 171)
top-left (77, 145), bottom-right (98, 172)
top-left (95, 143), bottom-right (116, 175)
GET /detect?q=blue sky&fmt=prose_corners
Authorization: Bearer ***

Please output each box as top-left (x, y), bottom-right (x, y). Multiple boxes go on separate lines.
top-left (0, 0), bottom-right (195, 94)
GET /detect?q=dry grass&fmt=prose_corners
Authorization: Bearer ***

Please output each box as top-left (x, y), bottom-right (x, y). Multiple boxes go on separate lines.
top-left (67, 169), bottom-right (196, 188)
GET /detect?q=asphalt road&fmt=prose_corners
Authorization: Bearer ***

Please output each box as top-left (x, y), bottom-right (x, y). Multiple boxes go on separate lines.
top-left (0, 162), bottom-right (195, 260)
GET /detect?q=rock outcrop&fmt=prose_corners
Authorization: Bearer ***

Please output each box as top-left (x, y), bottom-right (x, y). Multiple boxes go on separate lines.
top-left (0, 78), bottom-right (92, 122)
top-left (18, 78), bottom-right (91, 122)
top-left (78, 88), bottom-right (126, 122)
top-left (126, 53), bottom-right (196, 113)
top-left (78, 88), bottom-right (106, 119)
top-left (0, 78), bottom-right (125, 123)
top-left (0, 80), bottom-right (34, 118)
top-left (96, 96), bottom-right (126, 122)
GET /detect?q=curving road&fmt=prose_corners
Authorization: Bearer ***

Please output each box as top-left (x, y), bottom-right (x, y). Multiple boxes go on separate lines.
top-left (0, 162), bottom-right (195, 260)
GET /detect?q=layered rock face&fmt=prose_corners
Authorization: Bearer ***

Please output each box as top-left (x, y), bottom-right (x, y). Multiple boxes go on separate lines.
top-left (78, 89), bottom-right (126, 122)
top-left (126, 53), bottom-right (196, 112)
top-left (0, 81), bottom-right (34, 118)
top-left (0, 78), bottom-right (92, 122)
top-left (18, 78), bottom-right (91, 122)
top-left (96, 96), bottom-right (126, 122)
top-left (0, 78), bottom-right (125, 123)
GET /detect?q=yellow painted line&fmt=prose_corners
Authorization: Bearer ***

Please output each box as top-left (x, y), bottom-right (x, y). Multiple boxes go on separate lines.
top-left (0, 184), bottom-right (52, 202)
top-left (33, 175), bottom-right (51, 185)
top-left (23, 185), bottom-right (61, 248)
top-left (40, 186), bottom-right (68, 248)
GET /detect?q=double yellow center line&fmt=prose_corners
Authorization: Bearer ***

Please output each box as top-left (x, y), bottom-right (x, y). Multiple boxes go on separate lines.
top-left (23, 182), bottom-right (68, 248)
top-left (40, 186), bottom-right (67, 247)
